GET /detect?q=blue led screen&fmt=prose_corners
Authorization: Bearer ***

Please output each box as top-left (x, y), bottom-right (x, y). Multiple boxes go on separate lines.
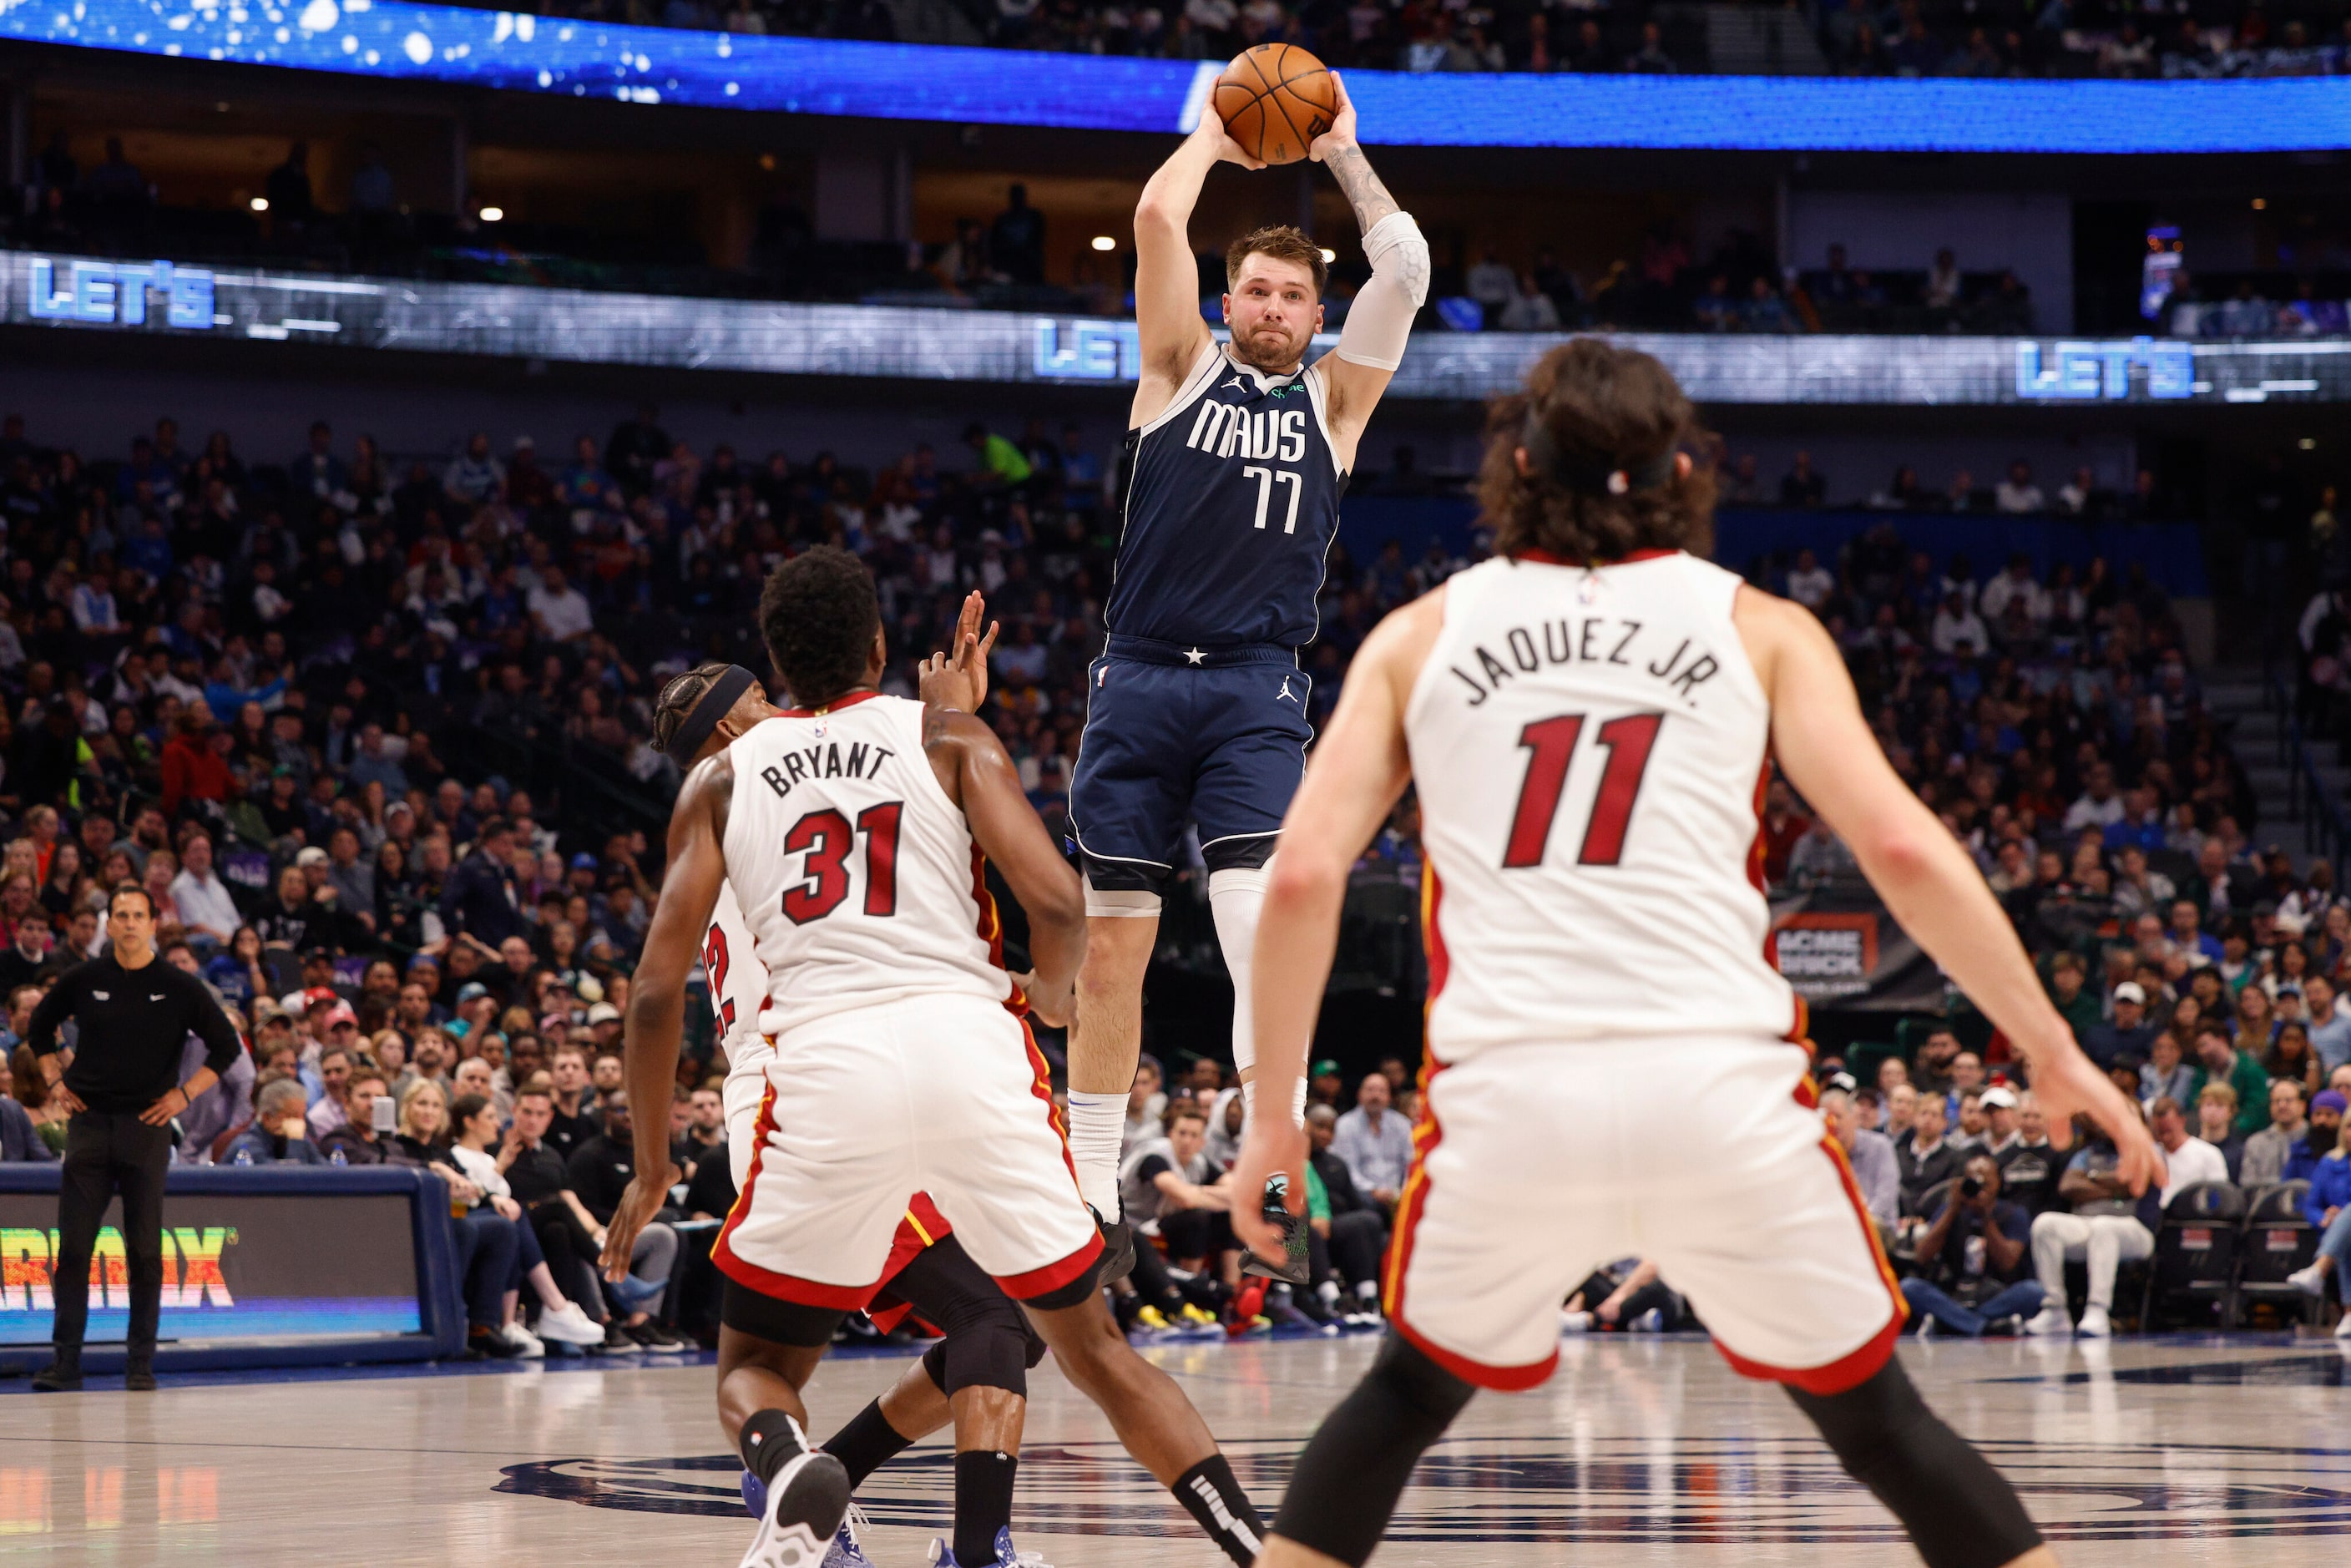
top-left (7, 0), bottom-right (2351, 153)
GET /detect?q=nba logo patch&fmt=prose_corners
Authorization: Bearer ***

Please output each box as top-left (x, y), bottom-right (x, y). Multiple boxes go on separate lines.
top-left (812, 718), bottom-right (829, 739)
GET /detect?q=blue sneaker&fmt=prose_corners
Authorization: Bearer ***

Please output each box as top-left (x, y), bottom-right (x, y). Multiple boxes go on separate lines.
top-left (739, 1443), bottom-right (849, 1568)
top-left (743, 1469), bottom-right (766, 1520)
top-left (927, 1529), bottom-right (1054, 1568)
top-left (822, 1506), bottom-right (875, 1568)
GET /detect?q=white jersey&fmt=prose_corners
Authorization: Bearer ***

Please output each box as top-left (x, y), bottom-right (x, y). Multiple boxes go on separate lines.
top-left (707, 881), bottom-right (772, 1065)
top-left (723, 693), bottom-right (1011, 1036)
top-left (1403, 550), bottom-right (1797, 1060)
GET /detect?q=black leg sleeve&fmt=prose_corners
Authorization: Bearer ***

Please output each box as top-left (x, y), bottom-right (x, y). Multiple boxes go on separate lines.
top-left (1271, 1333), bottom-right (1476, 1568)
top-left (1786, 1357), bottom-right (2044, 1568)
top-left (49, 1114), bottom-right (117, 1351)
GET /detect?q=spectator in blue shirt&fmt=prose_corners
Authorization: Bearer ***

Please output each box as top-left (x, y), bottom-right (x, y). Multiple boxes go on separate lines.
top-left (2167, 899), bottom-right (2225, 964)
top-left (2307, 974), bottom-right (2351, 1075)
top-left (2101, 787), bottom-right (2166, 854)
top-left (1331, 1071), bottom-right (1414, 1218)
top-left (2288, 1092), bottom-right (2351, 1325)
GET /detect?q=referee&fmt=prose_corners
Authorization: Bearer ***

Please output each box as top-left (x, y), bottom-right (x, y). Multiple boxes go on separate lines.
top-left (27, 883), bottom-right (242, 1392)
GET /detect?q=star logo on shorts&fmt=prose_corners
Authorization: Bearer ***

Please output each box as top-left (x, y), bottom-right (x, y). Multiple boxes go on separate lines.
top-left (1184, 647), bottom-right (1206, 665)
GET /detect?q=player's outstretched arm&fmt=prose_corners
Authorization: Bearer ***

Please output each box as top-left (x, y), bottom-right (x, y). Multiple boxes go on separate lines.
top-left (925, 710), bottom-right (1086, 1026)
top-left (1313, 74), bottom-right (1427, 460)
top-left (1738, 588), bottom-right (2164, 1196)
top-left (604, 753), bottom-right (731, 1279)
top-left (1228, 594), bottom-right (1441, 1262)
top-left (1133, 118), bottom-right (1257, 422)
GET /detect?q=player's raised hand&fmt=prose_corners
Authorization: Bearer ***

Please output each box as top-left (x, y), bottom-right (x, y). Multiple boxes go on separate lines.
top-left (1227, 1115), bottom-right (1308, 1268)
top-left (2034, 1045), bottom-right (2167, 1196)
top-left (1193, 109), bottom-right (1267, 171)
top-left (1307, 71), bottom-right (1357, 163)
top-left (600, 1162), bottom-right (682, 1282)
top-left (920, 592), bottom-right (999, 713)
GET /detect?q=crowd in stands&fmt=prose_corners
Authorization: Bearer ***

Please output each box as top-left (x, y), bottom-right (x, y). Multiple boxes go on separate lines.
top-left (0, 387), bottom-right (2326, 1345)
top-left (17, 130), bottom-right (2347, 342)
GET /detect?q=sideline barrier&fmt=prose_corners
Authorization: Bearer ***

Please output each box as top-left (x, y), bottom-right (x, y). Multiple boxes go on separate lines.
top-left (0, 1164), bottom-right (466, 1373)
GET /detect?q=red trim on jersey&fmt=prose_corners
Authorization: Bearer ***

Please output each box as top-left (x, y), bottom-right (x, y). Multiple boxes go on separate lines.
top-left (1420, 858), bottom-right (1450, 1005)
top-left (866, 1195), bottom-right (955, 1333)
top-left (711, 1080), bottom-right (882, 1307)
top-left (993, 1232), bottom-right (1106, 1301)
top-left (777, 690), bottom-right (885, 719)
top-left (1748, 761), bottom-right (1812, 1047)
top-left (983, 1024), bottom-right (1108, 1296)
top-left (1745, 761), bottom-right (1772, 897)
top-left (969, 848), bottom-right (1032, 1019)
top-left (1381, 1055), bottom-right (1551, 1389)
top-left (1392, 1315), bottom-right (1559, 1393)
top-left (1513, 547), bottom-right (1680, 568)
top-left (1710, 1133), bottom-right (1904, 1396)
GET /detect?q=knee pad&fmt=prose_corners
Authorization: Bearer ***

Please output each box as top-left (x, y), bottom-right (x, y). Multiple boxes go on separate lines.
top-left (924, 1295), bottom-right (1042, 1398)
top-left (1271, 1333), bottom-right (1475, 1567)
top-left (1787, 1358), bottom-right (2042, 1568)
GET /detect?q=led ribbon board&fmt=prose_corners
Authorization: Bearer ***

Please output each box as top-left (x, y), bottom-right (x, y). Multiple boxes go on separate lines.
top-left (6, 253), bottom-right (2348, 403)
top-left (4, 1), bottom-right (2351, 151)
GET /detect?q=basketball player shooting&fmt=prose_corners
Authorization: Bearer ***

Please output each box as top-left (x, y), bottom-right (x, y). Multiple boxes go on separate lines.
top-left (1226, 341), bottom-right (2163, 1568)
top-left (604, 552), bottom-right (1267, 1568)
top-left (1063, 66), bottom-right (1428, 1277)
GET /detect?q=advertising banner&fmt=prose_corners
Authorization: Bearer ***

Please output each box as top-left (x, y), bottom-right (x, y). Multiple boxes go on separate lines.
top-left (1770, 894), bottom-right (1947, 1014)
top-left (6, 253), bottom-right (2346, 406)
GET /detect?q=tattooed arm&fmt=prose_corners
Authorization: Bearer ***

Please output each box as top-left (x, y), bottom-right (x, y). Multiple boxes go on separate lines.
top-left (1312, 73), bottom-right (1426, 466)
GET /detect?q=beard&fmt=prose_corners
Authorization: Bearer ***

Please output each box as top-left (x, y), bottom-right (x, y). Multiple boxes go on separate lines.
top-left (1230, 322), bottom-right (1307, 372)
top-left (2311, 1121), bottom-right (2341, 1153)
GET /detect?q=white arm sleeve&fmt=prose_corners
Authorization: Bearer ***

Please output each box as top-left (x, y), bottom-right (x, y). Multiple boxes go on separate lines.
top-left (1333, 210), bottom-right (1428, 372)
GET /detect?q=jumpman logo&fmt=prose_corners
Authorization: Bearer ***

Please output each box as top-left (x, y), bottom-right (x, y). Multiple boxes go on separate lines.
top-left (1277, 677), bottom-right (1299, 704)
top-left (1221, 375), bottom-right (1250, 393)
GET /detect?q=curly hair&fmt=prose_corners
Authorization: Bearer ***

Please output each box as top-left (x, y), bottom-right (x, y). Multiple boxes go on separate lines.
top-left (757, 547), bottom-right (881, 710)
top-left (1476, 338), bottom-right (1716, 564)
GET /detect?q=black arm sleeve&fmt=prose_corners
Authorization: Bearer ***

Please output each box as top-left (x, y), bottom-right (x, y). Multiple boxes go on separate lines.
top-left (23, 965), bottom-right (83, 1055)
top-left (183, 970), bottom-right (245, 1079)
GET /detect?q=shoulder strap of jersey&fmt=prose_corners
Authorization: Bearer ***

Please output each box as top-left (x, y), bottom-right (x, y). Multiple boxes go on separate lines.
top-left (1135, 341), bottom-right (1226, 441)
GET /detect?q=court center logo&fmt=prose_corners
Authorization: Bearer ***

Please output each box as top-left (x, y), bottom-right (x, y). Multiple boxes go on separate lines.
top-left (498, 1434), bottom-right (2351, 1540)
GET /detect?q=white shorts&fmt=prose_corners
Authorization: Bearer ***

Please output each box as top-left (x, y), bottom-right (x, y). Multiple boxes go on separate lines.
top-left (1388, 1035), bottom-right (1904, 1393)
top-left (722, 1039), bottom-right (775, 1194)
top-left (712, 993), bottom-right (1102, 1307)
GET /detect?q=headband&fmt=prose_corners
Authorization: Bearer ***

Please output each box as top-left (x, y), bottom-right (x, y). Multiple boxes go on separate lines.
top-left (1522, 410), bottom-right (1677, 496)
top-left (660, 665), bottom-right (756, 760)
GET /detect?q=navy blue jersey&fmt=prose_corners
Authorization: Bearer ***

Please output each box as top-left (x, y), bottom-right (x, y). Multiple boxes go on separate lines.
top-left (1108, 342), bottom-right (1347, 650)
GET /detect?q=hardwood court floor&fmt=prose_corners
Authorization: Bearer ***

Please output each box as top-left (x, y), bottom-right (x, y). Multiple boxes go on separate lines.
top-left (3, 1330), bottom-right (2347, 1565)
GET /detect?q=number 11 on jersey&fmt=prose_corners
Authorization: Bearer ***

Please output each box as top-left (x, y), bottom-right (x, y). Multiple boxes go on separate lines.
top-left (1501, 712), bottom-right (1666, 869)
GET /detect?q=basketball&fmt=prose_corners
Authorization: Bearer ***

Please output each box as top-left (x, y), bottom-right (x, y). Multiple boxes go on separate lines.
top-left (1213, 43), bottom-right (1337, 166)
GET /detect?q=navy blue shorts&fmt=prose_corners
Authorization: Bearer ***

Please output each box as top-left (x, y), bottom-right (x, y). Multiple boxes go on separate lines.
top-left (1068, 636), bottom-right (1313, 897)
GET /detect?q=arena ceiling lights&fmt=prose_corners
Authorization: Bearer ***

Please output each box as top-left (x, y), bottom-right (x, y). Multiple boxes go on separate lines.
top-left (8, 0), bottom-right (2351, 153)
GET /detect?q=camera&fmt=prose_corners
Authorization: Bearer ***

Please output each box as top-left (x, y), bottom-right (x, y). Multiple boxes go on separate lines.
top-left (1960, 1176), bottom-right (1984, 1200)
top-left (371, 1096), bottom-right (397, 1135)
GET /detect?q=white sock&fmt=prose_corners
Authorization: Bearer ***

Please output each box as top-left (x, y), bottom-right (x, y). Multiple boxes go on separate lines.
top-left (1065, 1090), bottom-right (1125, 1218)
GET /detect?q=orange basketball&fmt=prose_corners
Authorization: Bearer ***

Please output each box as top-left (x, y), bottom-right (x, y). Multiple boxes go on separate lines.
top-left (1212, 43), bottom-right (1337, 166)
